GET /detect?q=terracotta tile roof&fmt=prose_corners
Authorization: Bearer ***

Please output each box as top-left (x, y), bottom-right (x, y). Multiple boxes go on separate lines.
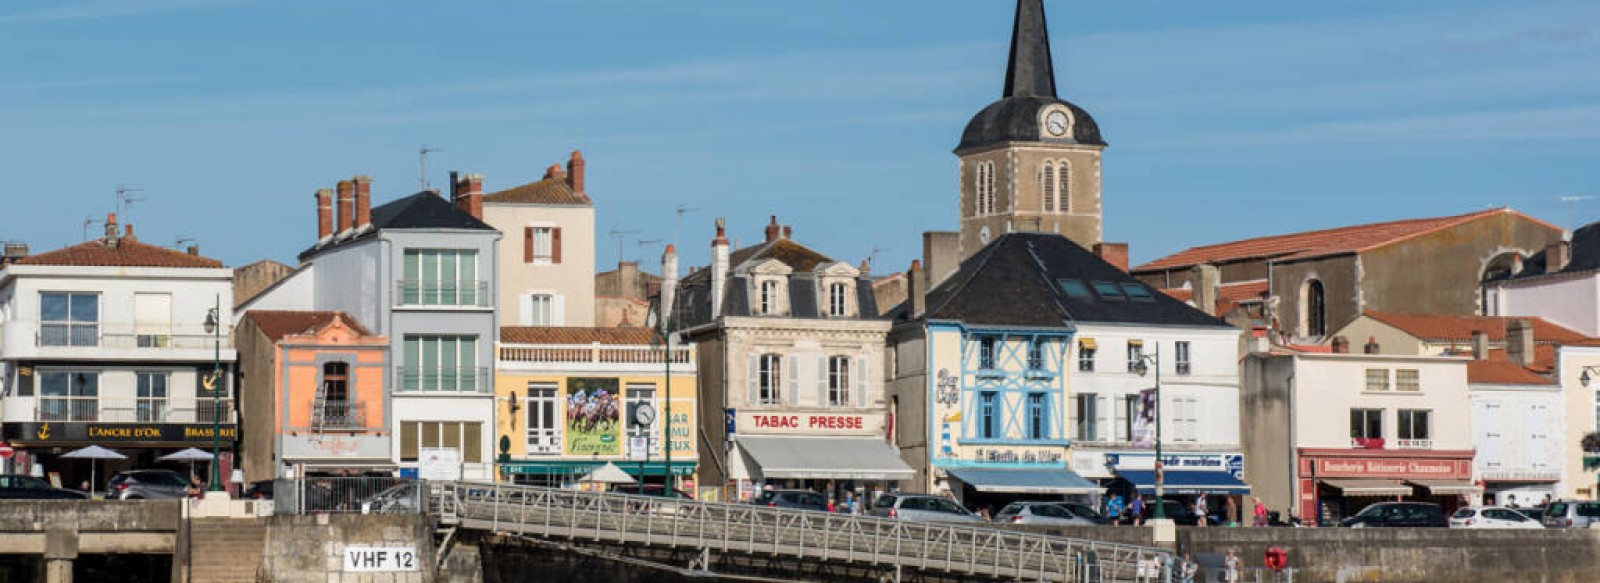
top-left (244, 310), bottom-right (374, 342)
top-left (1135, 208), bottom-right (1542, 272)
top-left (1159, 288), bottom-right (1193, 302)
top-left (500, 326), bottom-right (660, 345)
top-left (730, 238), bottom-right (833, 272)
top-left (1466, 351), bottom-right (1557, 385)
top-left (1363, 311), bottom-right (1589, 344)
top-left (1159, 280), bottom-right (1267, 315)
top-left (17, 237), bottom-right (223, 268)
top-left (483, 177), bottom-right (591, 206)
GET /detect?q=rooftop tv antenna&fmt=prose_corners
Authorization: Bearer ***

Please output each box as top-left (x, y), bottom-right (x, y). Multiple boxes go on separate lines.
top-left (174, 236), bottom-right (196, 250)
top-left (865, 244), bottom-right (885, 270)
top-left (115, 184), bottom-right (145, 220)
top-left (674, 204), bottom-right (698, 249)
top-left (82, 215), bottom-right (99, 241)
top-left (419, 145), bottom-right (442, 190)
top-left (636, 239), bottom-right (663, 268)
top-left (608, 228), bottom-right (640, 265)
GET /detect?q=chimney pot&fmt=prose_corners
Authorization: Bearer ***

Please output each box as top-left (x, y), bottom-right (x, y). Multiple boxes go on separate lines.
top-left (353, 175), bottom-right (373, 229)
top-left (335, 180), bottom-right (355, 233)
top-left (765, 216), bottom-right (780, 243)
top-left (544, 164), bottom-right (565, 180)
top-left (123, 224), bottom-right (135, 241)
top-left (1363, 336), bottom-right (1380, 354)
top-left (315, 188), bottom-right (334, 239)
top-left (454, 173), bottom-right (484, 220)
top-left (1093, 243), bottom-right (1130, 272)
top-left (1471, 330), bottom-right (1489, 360)
top-left (1507, 319), bottom-right (1535, 366)
top-left (187, 245), bottom-right (200, 256)
top-left (567, 150), bottom-right (586, 194)
top-left (1331, 336), bottom-right (1350, 354)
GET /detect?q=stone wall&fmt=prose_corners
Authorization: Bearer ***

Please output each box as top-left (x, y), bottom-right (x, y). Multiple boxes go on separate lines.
top-left (1179, 527), bottom-right (1600, 583)
top-left (258, 514), bottom-right (437, 583)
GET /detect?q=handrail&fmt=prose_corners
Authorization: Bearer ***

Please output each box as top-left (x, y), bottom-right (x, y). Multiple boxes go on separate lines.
top-left (434, 481), bottom-right (1169, 582)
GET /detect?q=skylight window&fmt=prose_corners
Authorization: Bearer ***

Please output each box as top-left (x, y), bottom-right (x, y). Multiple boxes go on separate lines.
top-left (1091, 281), bottom-right (1126, 301)
top-left (1122, 283), bottom-right (1155, 302)
top-left (1058, 279), bottom-right (1092, 299)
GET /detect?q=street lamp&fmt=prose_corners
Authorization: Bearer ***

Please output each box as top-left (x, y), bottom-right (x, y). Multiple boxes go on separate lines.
top-left (646, 311), bottom-right (675, 490)
top-left (202, 297), bottom-right (223, 493)
top-left (1131, 343), bottom-right (1163, 519)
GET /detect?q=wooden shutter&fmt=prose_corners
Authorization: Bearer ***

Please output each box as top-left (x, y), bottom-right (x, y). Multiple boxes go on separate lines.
top-left (747, 354), bottom-right (760, 404)
top-left (552, 228), bottom-right (563, 263)
top-left (523, 227), bottom-right (534, 263)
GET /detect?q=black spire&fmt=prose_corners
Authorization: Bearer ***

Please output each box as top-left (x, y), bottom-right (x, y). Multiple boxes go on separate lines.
top-left (1002, 0), bottom-right (1057, 99)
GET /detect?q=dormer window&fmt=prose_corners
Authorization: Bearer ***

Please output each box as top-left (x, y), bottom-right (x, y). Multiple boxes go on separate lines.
top-left (829, 282), bottom-right (849, 317)
top-left (759, 280), bottom-right (779, 315)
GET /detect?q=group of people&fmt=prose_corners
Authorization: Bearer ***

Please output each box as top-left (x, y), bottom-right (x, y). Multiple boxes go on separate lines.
top-left (1105, 492), bottom-right (1272, 527)
top-left (1141, 549), bottom-right (1245, 583)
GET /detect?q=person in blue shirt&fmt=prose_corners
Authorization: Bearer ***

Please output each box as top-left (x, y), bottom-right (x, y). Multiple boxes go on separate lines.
top-left (1129, 494), bottom-right (1146, 526)
top-left (1107, 493), bottom-right (1125, 526)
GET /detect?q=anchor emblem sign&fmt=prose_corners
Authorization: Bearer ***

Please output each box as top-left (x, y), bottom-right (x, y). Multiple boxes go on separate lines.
top-left (35, 423), bottom-right (50, 440)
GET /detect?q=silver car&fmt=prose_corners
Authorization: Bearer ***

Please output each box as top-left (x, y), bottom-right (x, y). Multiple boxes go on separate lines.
top-left (871, 494), bottom-right (985, 523)
top-left (1541, 500), bottom-right (1600, 528)
top-left (107, 470), bottom-right (191, 500)
top-left (996, 501), bottom-right (1100, 525)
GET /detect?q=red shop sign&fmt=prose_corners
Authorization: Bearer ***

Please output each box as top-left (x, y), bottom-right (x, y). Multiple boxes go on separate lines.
top-left (1314, 457), bottom-right (1469, 479)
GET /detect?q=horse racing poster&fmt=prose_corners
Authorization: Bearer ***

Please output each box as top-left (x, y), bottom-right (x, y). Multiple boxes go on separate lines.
top-left (565, 378), bottom-right (622, 456)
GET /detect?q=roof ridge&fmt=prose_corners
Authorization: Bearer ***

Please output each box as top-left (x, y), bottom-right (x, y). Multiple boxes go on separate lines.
top-left (1136, 209), bottom-right (1504, 270)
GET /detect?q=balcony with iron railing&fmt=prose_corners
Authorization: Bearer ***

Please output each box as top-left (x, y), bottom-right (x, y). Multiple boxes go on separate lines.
top-left (310, 400), bottom-right (370, 430)
top-left (498, 342), bottom-right (696, 373)
top-left (395, 280), bottom-right (492, 308)
top-left (396, 366), bottom-right (491, 394)
top-left (5, 320), bottom-right (234, 360)
top-left (35, 397), bottom-right (236, 424)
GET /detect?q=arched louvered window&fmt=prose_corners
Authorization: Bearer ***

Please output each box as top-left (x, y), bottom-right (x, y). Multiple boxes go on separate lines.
top-left (1057, 159), bottom-right (1071, 213)
top-left (1041, 162), bottom-right (1056, 214)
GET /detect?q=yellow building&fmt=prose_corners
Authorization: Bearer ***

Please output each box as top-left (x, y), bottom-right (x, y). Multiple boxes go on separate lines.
top-left (494, 326), bottom-right (699, 493)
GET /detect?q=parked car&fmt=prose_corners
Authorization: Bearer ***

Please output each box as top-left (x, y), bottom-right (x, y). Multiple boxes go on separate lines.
top-left (751, 489), bottom-right (828, 512)
top-left (242, 480), bottom-right (274, 500)
top-left (1541, 500), bottom-right (1600, 528)
top-left (1518, 506), bottom-right (1545, 522)
top-left (107, 470), bottom-right (191, 500)
top-left (0, 475), bottom-right (87, 500)
top-left (1150, 499), bottom-right (1222, 526)
top-left (1339, 502), bottom-right (1447, 528)
top-left (870, 494), bottom-right (985, 523)
top-left (996, 501), bottom-right (1099, 525)
top-left (1054, 502), bottom-right (1112, 525)
top-left (613, 484), bottom-right (692, 499)
top-left (1449, 506), bottom-right (1542, 529)
top-left (360, 482), bottom-right (423, 515)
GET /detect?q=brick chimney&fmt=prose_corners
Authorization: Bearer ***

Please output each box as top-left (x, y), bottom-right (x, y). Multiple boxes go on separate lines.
top-left (922, 231), bottom-right (961, 290)
top-left (765, 216), bottom-right (781, 243)
top-left (1363, 336), bottom-right (1380, 354)
top-left (1330, 335), bottom-right (1350, 354)
top-left (187, 245), bottom-right (200, 256)
top-left (544, 164), bottom-right (565, 181)
top-left (454, 174), bottom-right (484, 220)
top-left (335, 179), bottom-right (355, 233)
top-left (1545, 240), bottom-right (1572, 272)
top-left (908, 260), bottom-right (926, 318)
top-left (567, 150), bottom-right (585, 194)
top-left (1093, 242), bottom-right (1130, 272)
top-left (1507, 319), bottom-right (1534, 366)
top-left (102, 213), bottom-right (119, 246)
top-left (315, 188), bottom-right (333, 239)
top-left (353, 175), bottom-right (372, 229)
top-left (1471, 329), bottom-right (1489, 360)
top-left (782, 225), bottom-right (792, 240)
top-left (711, 218), bottom-right (730, 316)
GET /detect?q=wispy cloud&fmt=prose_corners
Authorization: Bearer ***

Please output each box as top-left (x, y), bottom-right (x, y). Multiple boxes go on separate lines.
top-left (0, 0), bottom-right (258, 24)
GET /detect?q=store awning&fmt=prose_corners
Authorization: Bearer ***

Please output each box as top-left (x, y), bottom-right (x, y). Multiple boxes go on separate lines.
top-left (947, 467), bottom-right (1099, 494)
top-left (1321, 478), bottom-right (1413, 497)
top-left (1407, 479), bottom-right (1481, 496)
top-left (737, 436), bottom-right (914, 481)
top-left (1078, 338), bottom-right (1098, 350)
top-left (1116, 469), bottom-right (1250, 494)
top-left (500, 460), bottom-right (696, 477)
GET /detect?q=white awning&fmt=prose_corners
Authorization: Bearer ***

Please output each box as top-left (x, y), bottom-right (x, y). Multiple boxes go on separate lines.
top-left (737, 436), bottom-right (914, 481)
top-left (1321, 478), bottom-right (1413, 497)
top-left (1407, 479), bottom-right (1482, 496)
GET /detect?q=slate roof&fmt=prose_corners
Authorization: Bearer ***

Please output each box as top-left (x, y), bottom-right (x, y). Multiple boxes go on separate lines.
top-left (899, 233), bottom-right (1230, 329)
top-left (483, 176), bottom-right (591, 206)
top-left (17, 237), bottom-right (223, 268)
top-left (500, 326), bottom-right (658, 345)
top-left (1500, 220), bottom-right (1600, 281)
top-left (243, 310), bottom-right (375, 342)
top-left (667, 237), bottom-right (879, 329)
top-left (300, 191), bottom-right (494, 260)
top-left (1135, 208), bottom-right (1553, 272)
top-left (1361, 311), bottom-right (1587, 345)
top-left (957, 0), bottom-right (1104, 150)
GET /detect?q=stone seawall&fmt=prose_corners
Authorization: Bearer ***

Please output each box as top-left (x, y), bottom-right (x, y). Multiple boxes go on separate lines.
top-left (258, 514), bottom-right (438, 583)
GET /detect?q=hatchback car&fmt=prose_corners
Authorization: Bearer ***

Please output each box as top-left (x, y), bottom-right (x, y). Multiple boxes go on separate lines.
top-left (1056, 502), bottom-right (1112, 525)
top-left (751, 489), bottom-right (828, 512)
top-left (870, 494), bottom-right (985, 523)
top-left (996, 501), bottom-right (1099, 525)
top-left (1449, 506), bottom-right (1542, 529)
top-left (0, 475), bottom-right (86, 500)
top-left (1541, 500), bottom-right (1600, 528)
top-left (1339, 502), bottom-right (1447, 528)
top-left (614, 484), bottom-right (692, 499)
top-left (107, 470), bottom-right (191, 500)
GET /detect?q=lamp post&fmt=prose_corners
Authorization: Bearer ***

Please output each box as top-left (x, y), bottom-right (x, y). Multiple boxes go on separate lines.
top-left (202, 296), bottom-right (223, 492)
top-left (1133, 343), bottom-right (1163, 519)
top-left (646, 309), bottom-right (674, 489)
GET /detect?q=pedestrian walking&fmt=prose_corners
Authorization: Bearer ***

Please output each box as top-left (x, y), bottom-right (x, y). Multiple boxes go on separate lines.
top-left (1224, 548), bottom-right (1242, 583)
top-left (1252, 497), bottom-right (1269, 527)
top-left (1224, 496), bottom-right (1239, 527)
top-left (1193, 493), bottom-right (1208, 527)
top-left (1178, 553), bottom-right (1198, 583)
top-left (1107, 493), bottom-right (1125, 526)
top-left (1130, 494), bottom-right (1145, 526)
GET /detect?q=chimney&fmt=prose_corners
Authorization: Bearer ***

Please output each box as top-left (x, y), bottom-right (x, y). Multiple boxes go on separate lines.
top-left (711, 218), bottom-right (730, 317)
top-left (661, 244), bottom-right (680, 328)
top-left (618, 261), bottom-right (639, 297)
top-left (1471, 329), bottom-right (1489, 360)
top-left (454, 173), bottom-right (484, 220)
top-left (922, 231), bottom-right (961, 290)
top-left (1191, 264), bottom-right (1220, 316)
top-left (1545, 240), bottom-right (1572, 272)
top-left (765, 216), bottom-right (781, 243)
top-left (1331, 336), bottom-right (1350, 354)
top-left (544, 164), bottom-right (565, 180)
top-left (908, 260), bottom-right (926, 318)
top-left (567, 150), bottom-right (585, 194)
top-left (858, 259), bottom-right (870, 277)
top-left (1507, 319), bottom-right (1534, 366)
top-left (353, 175), bottom-right (373, 229)
top-left (123, 223), bottom-right (135, 241)
top-left (1093, 242), bottom-right (1130, 272)
top-left (315, 188), bottom-right (334, 239)
top-left (102, 213), bottom-right (119, 246)
top-left (335, 180), bottom-right (355, 233)
top-left (1363, 336), bottom-right (1380, 354)
top-left (187, 245), bottom-right (200, 256)
top-left (782, 225), bottom-right (792, 240)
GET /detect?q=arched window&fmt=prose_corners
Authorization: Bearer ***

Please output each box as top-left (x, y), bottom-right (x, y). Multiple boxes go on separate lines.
top-left (1056, 159), bottom-right (1071, 213)
top-left (974, 161), bottom-right (997, 216)
top-left (759, 280), bottom-right (779, 315)
top-left (1041, 162), bottom-right (1056, 214)
top-left (828, 282), bottom-right (849, 317)
top-left (1303, 279), bottom-right (1326, 338)
top-left (758, 354), bottom-right (782, 404)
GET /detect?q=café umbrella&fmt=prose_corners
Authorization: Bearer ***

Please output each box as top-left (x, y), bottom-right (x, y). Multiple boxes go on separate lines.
top-left (159, 448), bottom-right (215, 480)
top-left (579, 462), bottom-right (636, 485)
top-left (61, 445), bottom-right (127, 497)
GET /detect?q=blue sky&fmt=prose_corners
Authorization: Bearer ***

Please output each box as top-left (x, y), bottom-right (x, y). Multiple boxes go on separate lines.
top-left (2, 0), bottom-right (1597, 276)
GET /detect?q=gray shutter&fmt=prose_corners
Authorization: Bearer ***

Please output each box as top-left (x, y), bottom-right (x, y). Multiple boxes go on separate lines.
top-left (817, 356), bottom-right (828, 406)
top-left (787, 355), bottom-right (799, 405)
top-left (1097, 395), bottom-right (1110, 442)
top-left (747, 354), bottom-right (760, 404)
top-left (855, 356), bottom-right (869, 407)
top-left (1068, 395), bottom-right (1080, 440)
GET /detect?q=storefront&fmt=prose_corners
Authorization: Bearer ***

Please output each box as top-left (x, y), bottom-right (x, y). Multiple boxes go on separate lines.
top-left (728, 410), bottom-right (913, 505)
top-left (1298, 448), bottom-right (1478, 525)
top-left (1104, 452), bottom-right (1250, 520)
top-left (3, 421), bottom-right (237, 490)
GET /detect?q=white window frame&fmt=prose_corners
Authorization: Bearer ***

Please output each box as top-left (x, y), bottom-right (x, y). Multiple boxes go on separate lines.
top-left (521, 292), bottom-right (563, 326)
top-left (525, 383), bottom-right (561, 454)
top-left (827, 356), bottom-right (851, 407)
top-left (531, 227), bottom-right (554, 265)
top-left (828, 282), bottom-right (849, 317)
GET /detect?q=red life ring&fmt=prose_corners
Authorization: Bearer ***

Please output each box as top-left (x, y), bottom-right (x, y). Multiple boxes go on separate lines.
top-left (1264, 546), bottom-right (1288, 571)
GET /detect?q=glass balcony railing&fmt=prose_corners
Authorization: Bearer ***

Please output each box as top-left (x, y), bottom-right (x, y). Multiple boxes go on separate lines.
top-left (396, 366), bottom-right (490, 393)
top-left (395, 280), bottom-right (491, 307)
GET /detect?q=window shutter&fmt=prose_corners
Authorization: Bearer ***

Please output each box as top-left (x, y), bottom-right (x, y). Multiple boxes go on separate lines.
top-left (787, 355), bottom-right (799, 405)
top-left (747, 354), bottom-right (760, 404)
top-left (523, 227), bottom-right (534, 263)
top-left (817, 356), bottom-right (827, 405)
top-left (1114, 396), bottom-right (1127, 441)
top-left (855, 356), bottom-right (868, 407)
top-left (552, 228), bottom-right (563, 264)
top-left (1097, 395), bottom-right (1110, 441)
top-left (553, 294), bottom-right (566, 326)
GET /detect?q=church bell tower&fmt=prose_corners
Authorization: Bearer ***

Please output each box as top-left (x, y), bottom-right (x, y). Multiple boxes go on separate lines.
top-left (956, 0), bottom-right (1106, 258)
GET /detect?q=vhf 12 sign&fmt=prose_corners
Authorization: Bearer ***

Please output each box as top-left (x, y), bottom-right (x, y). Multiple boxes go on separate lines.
top-left (344, 546), bottom-right (419, 572)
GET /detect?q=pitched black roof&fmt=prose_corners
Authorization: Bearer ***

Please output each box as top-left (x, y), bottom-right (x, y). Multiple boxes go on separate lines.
top-left (896, 233), bottom-right (1229, 329)
top-left (299, 191), bottom-right (494, 260)
top-left (665, 237), bottom-right (880, 330)
top-left (958, 0), bottom-right (1104, 151)
top-left (1501, 220), bottom-right (1600, 281)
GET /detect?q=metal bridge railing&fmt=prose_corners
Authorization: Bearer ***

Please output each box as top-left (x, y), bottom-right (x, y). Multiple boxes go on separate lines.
top-left (435, 481), bottom-right (1172, 583)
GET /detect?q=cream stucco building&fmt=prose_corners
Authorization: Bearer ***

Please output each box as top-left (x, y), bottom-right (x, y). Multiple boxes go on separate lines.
top-left (482, 151), bottom-right (596, 328)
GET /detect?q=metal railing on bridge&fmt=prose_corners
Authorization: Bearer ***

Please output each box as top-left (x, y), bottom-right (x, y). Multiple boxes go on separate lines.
top-left (434, 482), bottom-right (1170, 583)
top-left (275, 477), bottom-right (426, 516)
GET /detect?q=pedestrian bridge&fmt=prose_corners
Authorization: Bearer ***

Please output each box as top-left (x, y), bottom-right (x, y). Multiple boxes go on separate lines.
top-left (433, 482), bottom-right (1168, 582)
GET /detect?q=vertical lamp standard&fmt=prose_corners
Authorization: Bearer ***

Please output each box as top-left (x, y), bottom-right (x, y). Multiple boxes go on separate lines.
top-left (1132, 343), bottom-right (1163, 519)
top-left (202, 296), bottom-right (223, 492)
top-left (647, 309), bottom-right (675, 489)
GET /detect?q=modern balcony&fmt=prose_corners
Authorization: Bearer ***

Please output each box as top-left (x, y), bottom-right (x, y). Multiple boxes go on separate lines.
top-left (395, 366), bottom-right (491, 394)
top-left (498, 342), bottom-right (695, 373)
top-left (3, 320), bottom-right (235, 361)
top-left (34, 396), bottom-right (236, 424)
top-left (395, 280), bottom-right (492, 308)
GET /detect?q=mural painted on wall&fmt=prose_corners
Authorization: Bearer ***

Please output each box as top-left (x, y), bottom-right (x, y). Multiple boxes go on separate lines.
top-left (565, 378), bottom-right (621, 456)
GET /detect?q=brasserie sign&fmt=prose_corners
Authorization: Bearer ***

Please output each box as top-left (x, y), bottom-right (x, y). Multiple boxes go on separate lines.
top-left (3, 422), bottom-right (237, 443)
